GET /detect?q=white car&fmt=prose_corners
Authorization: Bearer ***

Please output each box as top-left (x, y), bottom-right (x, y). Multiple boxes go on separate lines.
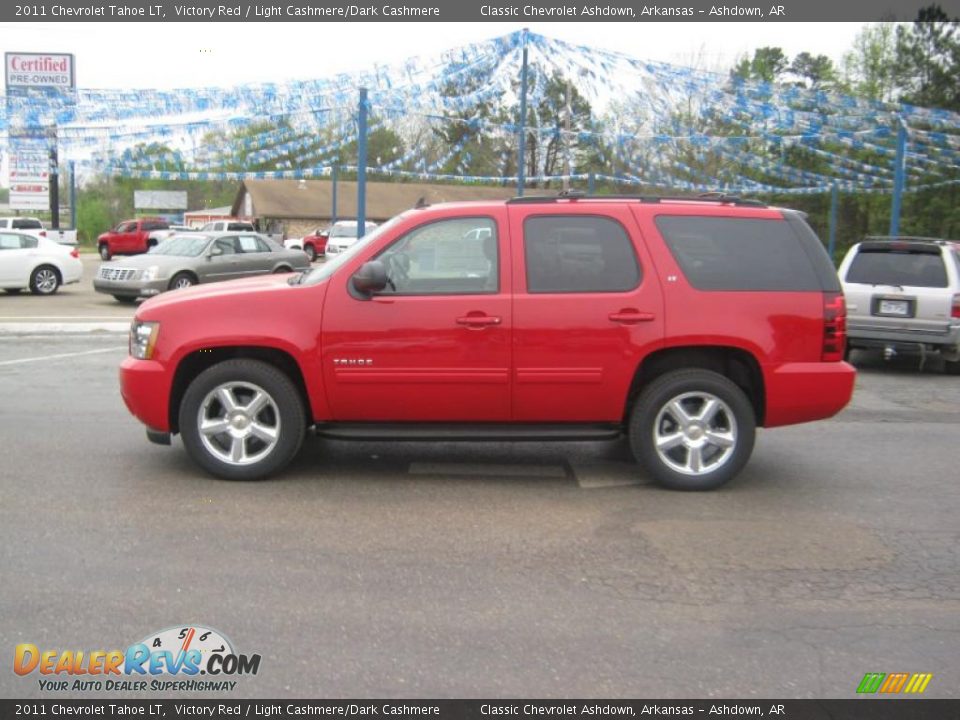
top-left (324, 220), bottom-right (379, 255)
top-left (0, 216), bottom-right (46, 238)
top-left (0, 232), bottom-right (83, 295)
top-left (839, 236), bottom-right (960, 372)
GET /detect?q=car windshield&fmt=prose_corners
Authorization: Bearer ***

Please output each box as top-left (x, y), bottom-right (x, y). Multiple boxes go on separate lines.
top-left (301, 216), bottom-right (404, 285)
top-left (330, 224), bottom-right (360, 238)
top-left (149, 235), bottom-right (211, 257)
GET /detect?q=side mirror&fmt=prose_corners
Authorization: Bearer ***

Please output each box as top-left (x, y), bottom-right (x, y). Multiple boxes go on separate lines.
top-left (207, 245), bottom-right (223, 258)
top-left (352, 260), bottom-right (388, 295)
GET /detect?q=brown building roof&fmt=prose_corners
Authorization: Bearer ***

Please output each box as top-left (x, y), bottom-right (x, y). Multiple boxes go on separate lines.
top-left (232, 179), bottom-right (517, 221)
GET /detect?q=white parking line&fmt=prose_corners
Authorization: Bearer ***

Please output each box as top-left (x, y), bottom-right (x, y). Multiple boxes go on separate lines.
top-left (0, 346), bottom-right (127, 367)
top-left (0, 322), bottom-right (129, 335)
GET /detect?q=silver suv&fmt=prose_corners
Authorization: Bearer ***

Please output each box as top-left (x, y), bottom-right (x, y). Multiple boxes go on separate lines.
top-left (839, 236), bottom-right (960, 373)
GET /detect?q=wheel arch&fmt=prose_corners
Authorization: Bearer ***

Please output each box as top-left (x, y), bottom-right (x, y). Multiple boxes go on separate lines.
top-left (625, 345), bottom-right (765, 426)
top-left (169, 346), bottom-right (311, 433)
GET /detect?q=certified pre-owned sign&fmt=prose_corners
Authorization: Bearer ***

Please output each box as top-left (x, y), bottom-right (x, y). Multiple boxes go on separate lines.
top-left (5, 52), bottom-right (75, 90)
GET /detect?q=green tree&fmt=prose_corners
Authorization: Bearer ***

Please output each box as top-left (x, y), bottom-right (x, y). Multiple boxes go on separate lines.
top-left (842, 23), bottom-right (898, 102)
top-left (895, 5), bottom-right (960, 110)
top-left (730, 47), bottom-right (789, 83)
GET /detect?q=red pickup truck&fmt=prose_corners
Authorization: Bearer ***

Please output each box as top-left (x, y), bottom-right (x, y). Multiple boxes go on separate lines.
top-left (98, 218), bottom-right (170, 260)
top-left (119, 194), bottom-right (855, 490)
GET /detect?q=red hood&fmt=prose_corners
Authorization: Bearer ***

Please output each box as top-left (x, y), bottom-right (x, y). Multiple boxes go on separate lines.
top-left (136, 273), bottom-right (305, 317)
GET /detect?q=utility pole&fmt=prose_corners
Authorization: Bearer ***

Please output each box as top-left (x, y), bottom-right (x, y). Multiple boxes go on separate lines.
top-left (49, 142), bottom-right (60, 229)
top-left (562, 79), bottom-right (572, 192)
top-left (357, 88), bottom-right (368, 237)
top-left (517, 28), bottom-right (529, 196)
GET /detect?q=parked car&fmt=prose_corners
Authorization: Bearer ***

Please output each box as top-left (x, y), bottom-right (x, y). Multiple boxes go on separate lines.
top-left (118, 193), bottom-right (855, 489)
top-left (0, 231), bottom-right (82, 295)
top-left (94, 232), bottom-right (310, 303)
top-left (148, 224), bottom-right (193, 246)
top-left (199, 220), bottom-right (256, 233)
top-left (324, 220), bottom-right (379, 256)
top-left (0, 216), bottom-right (45, 236)
top-left (0, 217), bottom-right (80, 247)
top-left (839, 236), bottom-right (960, 373)
top-left (284, 226), bottom-right (330, 261)
top-left (98, 218), bottom-right (170, 260)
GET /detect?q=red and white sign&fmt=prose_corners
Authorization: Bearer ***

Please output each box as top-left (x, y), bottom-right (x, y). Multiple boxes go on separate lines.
top-left (5, 52), bottom-right (75, 90)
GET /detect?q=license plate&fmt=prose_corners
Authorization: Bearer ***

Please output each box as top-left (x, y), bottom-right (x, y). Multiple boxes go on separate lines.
top-left (878, 299), bottom-right (909, 316)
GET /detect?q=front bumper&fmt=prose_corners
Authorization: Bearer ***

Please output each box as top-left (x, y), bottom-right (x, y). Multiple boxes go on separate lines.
top-left (120, 356), bottom-right (173, 432)
top-left (94, 277), bottom-right (169, 298)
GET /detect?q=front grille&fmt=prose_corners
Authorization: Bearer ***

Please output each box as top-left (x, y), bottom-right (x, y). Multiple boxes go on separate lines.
top-left (98, 267), bottom-right (137, 281)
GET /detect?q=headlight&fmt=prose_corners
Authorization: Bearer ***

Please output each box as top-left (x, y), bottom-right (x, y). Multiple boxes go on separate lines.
top-left (129, 321), bottom-right (160, 360)
top-left (140, 265), bottom-right (161, 281)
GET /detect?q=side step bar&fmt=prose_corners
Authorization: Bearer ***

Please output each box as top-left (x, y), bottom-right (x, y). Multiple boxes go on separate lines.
top-left (313, 423), bottom-right (623, 442)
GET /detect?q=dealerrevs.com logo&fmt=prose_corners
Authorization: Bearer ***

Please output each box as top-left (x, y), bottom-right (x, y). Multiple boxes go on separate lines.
top-left (13, 625), bottom-right (261, 692)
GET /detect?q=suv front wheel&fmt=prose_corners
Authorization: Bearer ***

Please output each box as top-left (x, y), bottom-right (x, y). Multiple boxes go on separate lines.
top-left (629, 369), bottom-right (756, 491)
top-left (179, 359), bottom-right (306, 480)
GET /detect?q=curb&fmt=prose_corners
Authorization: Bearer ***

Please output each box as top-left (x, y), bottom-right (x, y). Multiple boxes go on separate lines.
top-left (0, 322), bottom-right (129, 335)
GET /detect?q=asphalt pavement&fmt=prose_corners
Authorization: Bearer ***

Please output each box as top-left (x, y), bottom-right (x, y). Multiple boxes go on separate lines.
top-left (0, 334), bottom-right (957, 699)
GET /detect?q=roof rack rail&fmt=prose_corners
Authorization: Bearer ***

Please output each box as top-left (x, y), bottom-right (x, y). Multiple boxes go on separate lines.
top-left (506, 192), bottom-right (766, 208)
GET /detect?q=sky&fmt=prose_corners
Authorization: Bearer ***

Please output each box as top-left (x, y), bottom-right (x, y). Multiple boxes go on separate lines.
top-left (0, 22), bottom-right (872, 89)
top-left (0, 21), bottom-right (873, 189)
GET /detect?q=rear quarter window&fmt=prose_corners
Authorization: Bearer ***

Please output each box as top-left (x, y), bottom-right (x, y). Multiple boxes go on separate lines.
top-left (655, 216), bottom-right (822, 292)
top-left (846, 248), bottom-right (948, 288)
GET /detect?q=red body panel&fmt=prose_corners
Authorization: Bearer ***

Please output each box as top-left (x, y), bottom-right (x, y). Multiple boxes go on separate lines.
top-left (302, 232), bottom-right (329, 256)
top-left (118, 199), bottom-right (855, 435)
top-left (98, 218), bottom-right (165, 256)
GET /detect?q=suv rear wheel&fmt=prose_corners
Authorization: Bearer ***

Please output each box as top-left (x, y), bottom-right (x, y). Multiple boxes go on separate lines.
top-left (629, 369), bottom-right (755, 491)
top-left (179, 359), bottom-right (305, 480)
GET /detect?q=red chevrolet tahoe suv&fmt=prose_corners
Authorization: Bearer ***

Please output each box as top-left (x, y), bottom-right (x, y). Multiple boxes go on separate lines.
top-left (98, 218), bottom-right (170, 260)
top-left (119, 194), bottom-right (855, 490)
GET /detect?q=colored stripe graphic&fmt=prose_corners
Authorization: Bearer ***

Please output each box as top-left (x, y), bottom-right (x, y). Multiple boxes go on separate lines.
top-left (857, 673), bottom-right (885, 694)
top-left (879, 672), bottom-right (909, 693)
top-left (904, 674), bottom-right (933, 694)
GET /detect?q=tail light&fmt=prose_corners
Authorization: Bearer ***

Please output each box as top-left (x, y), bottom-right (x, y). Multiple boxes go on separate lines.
top-left (822, 291), bottom-right (847, 362)
top-left (952, 294), bottom-right (960, 319)
top-left (39, 230), bottom-right (47, 237)
top-left (70, 248), bottom-right (79, 259)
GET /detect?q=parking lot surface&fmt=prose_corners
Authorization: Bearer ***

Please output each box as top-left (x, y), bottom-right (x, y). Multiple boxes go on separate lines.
top-left (0, 336), bottom-right (958, 698)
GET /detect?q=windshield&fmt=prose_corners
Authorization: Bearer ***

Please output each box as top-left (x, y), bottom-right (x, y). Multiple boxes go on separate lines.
top-left (149, 235), bottom-right (211, 257)
top-left (301, 216), bottom-right (404, 285)
top-left (331, 224), bottom-right (360, 238)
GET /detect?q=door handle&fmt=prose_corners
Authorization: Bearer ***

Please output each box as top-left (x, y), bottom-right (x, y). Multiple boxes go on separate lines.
top-left (608, 310), bottom-right (655, 324)
top-left (456, 315), bottom-right (501, 328)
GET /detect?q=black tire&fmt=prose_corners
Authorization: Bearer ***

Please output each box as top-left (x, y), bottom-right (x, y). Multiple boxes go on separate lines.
top-left (4, 288), bottom-right (23, 295)
top-left (304, 244), bottom-right (317, 262)
top-left (113, 295), bottom-right (137, 304)
top-left (99, 244), bottom-right (111, 260)
top-left (179, 359), bottom-right (306, 481)
top-left (30, 265), bottom-right (61, 295)
top-left (945, 359), bottom-right (960, 376)
top-left (628, 369), bottom-right (756, 491)
top-left (169, 272), bottom-right (196, 291)
top-left (273, 265), bottom-right (292, 274)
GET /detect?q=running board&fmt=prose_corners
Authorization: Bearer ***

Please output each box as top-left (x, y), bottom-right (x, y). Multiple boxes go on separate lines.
top-left (313, 422), bottom-right (623, 442)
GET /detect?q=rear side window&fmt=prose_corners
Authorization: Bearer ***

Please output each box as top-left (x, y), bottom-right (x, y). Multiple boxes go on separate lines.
top-left (12, 219), bottom-right (42, 230)
top-left (228, 223), bottom-right (254, 231)
top-left (846, 248), bottom-right (948, 288)
top-left (656, 216), bottom-right (821, 292)
top-left (524, 215), bottom-right (640, 293)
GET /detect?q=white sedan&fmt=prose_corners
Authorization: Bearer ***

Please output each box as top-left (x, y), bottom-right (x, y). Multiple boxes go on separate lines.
top-left (0, 232), bottom-right (83, 295)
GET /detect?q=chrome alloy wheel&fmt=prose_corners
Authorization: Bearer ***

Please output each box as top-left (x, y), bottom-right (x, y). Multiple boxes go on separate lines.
top-left (33, 268), bottom-right (59, 294)
top-left (197, 382), bottom-right (281, 466)
top-left (172, 276), bottom-right (194, 289)
top-left (652, 391), bottom-right (737, 476)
